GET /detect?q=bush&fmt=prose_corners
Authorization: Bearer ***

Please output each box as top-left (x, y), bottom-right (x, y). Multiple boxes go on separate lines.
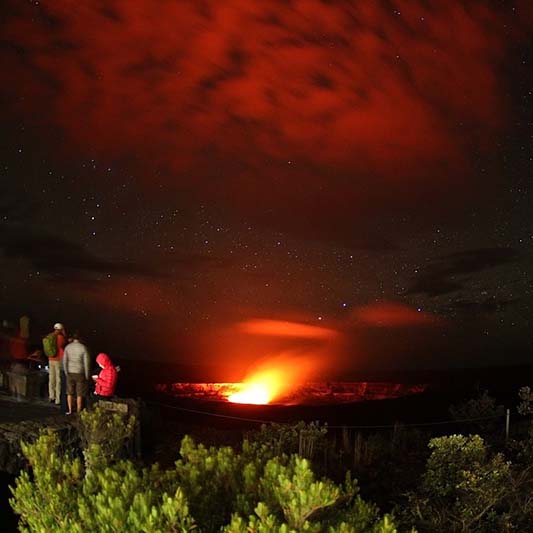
top-left (10, 412), bottom-right (401, 532)
top-left (449, 390), bottom-right (504, 437)
top-left (400, 434), bottom-right (512, 532)
top-left (245, 421), bottom-right (328, 460)
top-left (10, 423), bottom-right (195, 532)
top-left (517, 386), bottom-right (533, 417)
top-left (79, 404), bottom-right (136, 473)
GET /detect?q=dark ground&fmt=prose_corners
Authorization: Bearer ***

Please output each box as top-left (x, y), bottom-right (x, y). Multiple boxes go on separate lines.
top-left (0, 393), bottom-right (60, 423)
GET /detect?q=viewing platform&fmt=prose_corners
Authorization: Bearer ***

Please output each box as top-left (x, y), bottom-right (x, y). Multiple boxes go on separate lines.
top-left (0, 393), bottom-right (78, 474)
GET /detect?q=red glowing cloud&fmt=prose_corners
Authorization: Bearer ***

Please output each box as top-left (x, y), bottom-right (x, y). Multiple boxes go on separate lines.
top-left (238, 318), bottom-right (338, 339)
top-left (351, 302), bottom-right (439, 327)
top-left (2, 0), bottom-right (524, 209)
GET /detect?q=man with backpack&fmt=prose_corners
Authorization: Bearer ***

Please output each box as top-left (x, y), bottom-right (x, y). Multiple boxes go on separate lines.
top-left (43, 323), bottom-right (66, 405)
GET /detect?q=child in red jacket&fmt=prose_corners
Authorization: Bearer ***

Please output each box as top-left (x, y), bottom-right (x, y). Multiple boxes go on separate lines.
top-left (92, 352), bottom-right (118, 398)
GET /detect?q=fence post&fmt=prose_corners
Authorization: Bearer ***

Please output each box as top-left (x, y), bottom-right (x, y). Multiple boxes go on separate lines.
top-left (505, 408), bottom-right (510, 441)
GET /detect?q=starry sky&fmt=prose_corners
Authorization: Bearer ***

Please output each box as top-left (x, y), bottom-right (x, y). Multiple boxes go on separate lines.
top-left (1, 0), bottom-right (532, 377)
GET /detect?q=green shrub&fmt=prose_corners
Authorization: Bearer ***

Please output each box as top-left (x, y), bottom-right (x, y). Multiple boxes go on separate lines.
top-left (401, 434), bottom-right (512, 532)
top-left (79, 404), bottom-right (136, 473)
top-left (10, 425), bottom-right (195, 532)
top-left (10, 412), bottom-right (400, 532)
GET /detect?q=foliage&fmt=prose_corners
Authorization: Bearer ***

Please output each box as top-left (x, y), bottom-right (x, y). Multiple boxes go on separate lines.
top-left (508, 386), bottom-right (533, 465)
top-left (223, 503), bottom-right (400, 533)
top-left (173, 435), bottom-right (244, 530)
top-left (15, 393), bottom-right (533, 532)
top-left (10, 431), bottom-right (195, 532)
top-left (517, 386), bottom-right (533, 417)
top-left (10, 432), bottom-right (83, 532)
top-left (340, 426), bottom-right (428, 512)
top-left (449, 390), bottom-right (504, 421)
top-left (221, 466), bottom-right (400, 533)
top-left (262, 455), bottom-right (340, 529)
top-left (401, 434), bottom-right (512, 532)
top-left (449, 390), bottom-right (504, 437)
top-left (504, 385), bottom-right (533, 529)
top-left (78, 404), bottom-right (136, 472)
top-left (173, 433), bottom-right (396, 532)
top-left (245, 421), bottom-right (328, 460)
top-left (11, 414), bottom-right (400, 532)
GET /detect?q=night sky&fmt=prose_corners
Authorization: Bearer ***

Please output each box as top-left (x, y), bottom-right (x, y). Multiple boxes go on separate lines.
top-left (1, 1), bottom-right (532, 378)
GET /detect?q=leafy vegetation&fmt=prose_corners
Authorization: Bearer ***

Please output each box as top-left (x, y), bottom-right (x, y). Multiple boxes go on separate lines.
top-left (449, 390), bottom-right (504, 437)
top-left (400, 434), bottom-right (512, 531)
top-left (9, 388), bottom-right (533, 532)
top-left (10, 407), bottom-right (398, 532)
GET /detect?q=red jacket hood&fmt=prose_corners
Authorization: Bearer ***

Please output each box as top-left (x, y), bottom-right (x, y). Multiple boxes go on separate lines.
top-left (96, 352), bottom-right (113, 367)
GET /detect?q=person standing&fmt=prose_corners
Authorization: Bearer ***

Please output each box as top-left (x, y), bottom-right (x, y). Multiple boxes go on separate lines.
top-left (62, 332), bottom-right (90, 414)
top-left (92, 352), bottom-right (118, 399)
top-left (43, 323), bottom-right (66, 405)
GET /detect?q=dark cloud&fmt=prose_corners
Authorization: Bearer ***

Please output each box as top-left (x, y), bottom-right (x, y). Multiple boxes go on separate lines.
top-left (0, 223), bottom-right (158, 281)
top-left (0, 190), bottom-right (34, 223)
top-left (443, 248), bottom-right (521, 274)
top-left (163, 250), bottom-right (238, 273)
top-left (406, 248), bottom-right (521, 297)
top-left (448, 298), bottom-right (518, 315)
top-left (0, 217), bottom-right (233, 291)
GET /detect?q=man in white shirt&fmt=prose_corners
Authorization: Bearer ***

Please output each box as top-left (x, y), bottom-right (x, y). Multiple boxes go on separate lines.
top-left (62, 332), bottom-right (90, 415)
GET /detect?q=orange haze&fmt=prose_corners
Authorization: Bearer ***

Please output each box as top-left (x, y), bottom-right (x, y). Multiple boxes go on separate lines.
top-left (227, 351), bottom-right (326, 404)
top-left (351, 303), bottom-right (439, 326)
top-left (238, 318), bottom-right (338, 339)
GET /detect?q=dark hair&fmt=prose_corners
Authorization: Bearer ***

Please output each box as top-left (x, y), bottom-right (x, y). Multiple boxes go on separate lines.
top-left (70, 331), bottom-right (80, 341)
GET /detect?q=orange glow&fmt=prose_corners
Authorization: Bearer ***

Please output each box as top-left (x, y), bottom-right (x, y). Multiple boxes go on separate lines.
top-left (228, 382), bottom-right (271, 404)
top-left (227, 367), bottom-right (286, 404)
top-left (239, 319), bottom-right (338, 339)
top-left (351, 302), bottom-right (439, 326)
top-left (226, 352), bottom-right (324, 404)
top-left (156, 380), bottom-right (428, 405)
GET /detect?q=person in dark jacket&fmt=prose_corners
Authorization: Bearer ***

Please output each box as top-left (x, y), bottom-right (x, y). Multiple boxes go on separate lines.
top-left (92, 352), bottom-right (118, 398)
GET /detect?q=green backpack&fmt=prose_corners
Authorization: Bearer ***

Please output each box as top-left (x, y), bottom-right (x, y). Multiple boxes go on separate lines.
top-left (42, 333), bottom-right (58, 358)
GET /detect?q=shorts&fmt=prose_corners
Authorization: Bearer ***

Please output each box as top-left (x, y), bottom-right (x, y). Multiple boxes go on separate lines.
top-left (66, 373), bottom-right (89, 397)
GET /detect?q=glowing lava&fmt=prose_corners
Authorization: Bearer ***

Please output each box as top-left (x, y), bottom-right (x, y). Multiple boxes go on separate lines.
top-left (227, 368), bottom-right (285, 405)
top-left (156, 380), bottom-right (428, 405)
top-left (227, 383), bottom-right (270, 404)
